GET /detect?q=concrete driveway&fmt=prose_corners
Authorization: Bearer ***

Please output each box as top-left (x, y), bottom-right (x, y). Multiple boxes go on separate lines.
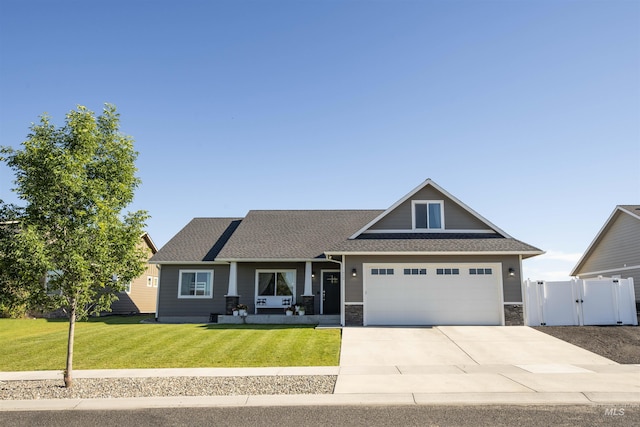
top-left (335, 326), bottom-right (640, 396)
top-left (339, 326), bottom-right (616, 367)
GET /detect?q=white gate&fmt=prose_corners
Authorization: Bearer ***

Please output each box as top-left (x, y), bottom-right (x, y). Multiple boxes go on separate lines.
top-left (524, 277), bottom-right (637, 326)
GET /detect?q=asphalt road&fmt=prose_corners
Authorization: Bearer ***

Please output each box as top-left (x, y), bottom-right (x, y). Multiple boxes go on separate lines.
top-left (1, 405), bottom-right (638, 427)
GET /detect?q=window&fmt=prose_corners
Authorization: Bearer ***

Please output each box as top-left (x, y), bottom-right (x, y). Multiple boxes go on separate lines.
top-left (404, 268), bottom-right (427, 275)
top-left (123, 282), bottom-right (132, 294)
top-left (413, 201), bottom-right (444, 230)
top-left (371, 268), bottom-right (394, 275)
top-left (44, 270), bottom-right (63, 296)
top-left (178, 270), bottom-right (213, 298)
top-left (436, 268), bottom-right (459, 275)
top-left (470, 268), bottom-right (493, 275)
top-left (153, 277), bottom-right (158, 287)
top-left (257, 270), bottom-right (295, 297)
top-left (147, 276), bottom-right (153, 287)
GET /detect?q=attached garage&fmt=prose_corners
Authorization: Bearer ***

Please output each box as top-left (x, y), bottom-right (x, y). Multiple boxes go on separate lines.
top-left (364, 263), bottom-right (504, 326)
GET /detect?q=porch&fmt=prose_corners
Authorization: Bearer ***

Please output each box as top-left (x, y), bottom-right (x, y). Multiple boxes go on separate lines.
top-left (216, 314), bottom-right (341, 325)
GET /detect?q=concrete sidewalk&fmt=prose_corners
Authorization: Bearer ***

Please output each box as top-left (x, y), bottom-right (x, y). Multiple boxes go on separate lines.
top-left (1, 326), bottom-right (639, 410)
top-left (1, 364), bottom-right (639, 411)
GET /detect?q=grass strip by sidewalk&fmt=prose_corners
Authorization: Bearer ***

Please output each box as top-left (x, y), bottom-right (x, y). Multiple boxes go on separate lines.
top-left (0, 316), bottom-right (341, 371)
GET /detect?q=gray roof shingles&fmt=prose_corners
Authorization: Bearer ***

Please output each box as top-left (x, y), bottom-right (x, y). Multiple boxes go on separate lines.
top-left (152, 210), bottom-right (543, 263)
top-left (150, 218), bottom-right (241, 263)
top-left (326, 236), bottom-right (542, 257)
top-left (216, 210), bottom-right (383, 260)
top-left (620, 205), bottom-right (640, 216)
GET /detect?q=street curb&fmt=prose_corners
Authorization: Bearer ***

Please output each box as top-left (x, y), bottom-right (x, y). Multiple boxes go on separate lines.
top-left (2, 392), bottom-right (640, 411)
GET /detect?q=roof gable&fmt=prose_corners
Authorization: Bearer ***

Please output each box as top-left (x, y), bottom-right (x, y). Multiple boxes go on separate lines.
top-left (141, 232), bottom-right (158, 254)
top-left (350, 179), bottom-right (510, 238)
top-left (571, 205), bottom-right (640, 275)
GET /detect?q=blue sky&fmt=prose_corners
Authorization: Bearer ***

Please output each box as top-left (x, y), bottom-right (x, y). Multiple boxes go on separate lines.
top-left (1, 0), bottom-right (638, 280)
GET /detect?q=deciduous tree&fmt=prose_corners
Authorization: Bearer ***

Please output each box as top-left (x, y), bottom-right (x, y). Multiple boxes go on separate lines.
top-left (1, 104), bottom-right (148, 387)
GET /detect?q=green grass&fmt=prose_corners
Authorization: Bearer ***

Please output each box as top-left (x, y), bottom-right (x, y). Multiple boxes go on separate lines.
top-left (0, 316), bottom-right (341, 371)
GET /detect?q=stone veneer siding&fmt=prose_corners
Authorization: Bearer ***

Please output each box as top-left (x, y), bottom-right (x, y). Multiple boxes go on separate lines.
top-left (302, 295), bottom-right (315, 315)
top-left (504, 304), bottom-right (524, 326)
top-left (345, 305), bottom-right (363, 326)
top-left (225, 296), bottom-right (240, 315)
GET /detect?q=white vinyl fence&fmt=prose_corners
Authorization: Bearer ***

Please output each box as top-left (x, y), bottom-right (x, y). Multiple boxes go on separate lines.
top-left (524, 277), bottom-right (637, 326)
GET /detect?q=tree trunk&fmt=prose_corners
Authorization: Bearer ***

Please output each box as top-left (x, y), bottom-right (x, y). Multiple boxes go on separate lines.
top-left (64, 299), bottom-right (76, 388)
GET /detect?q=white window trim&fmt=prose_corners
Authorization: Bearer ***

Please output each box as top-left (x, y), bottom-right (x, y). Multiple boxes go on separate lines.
top-left (153, 276), bottom-right (158, 287)
top-left (147, 276), bottom-right (153, 287)
top-left (178, 269), bottom-right (214, 299)
top-left (255, 269), bottom-right (297, 298)
top-left (123, 281), bottom-right (132, 294)
top-left (411, 200), bottom-right (445, 230)
top-left (44, 270), bottom-right (64, 296)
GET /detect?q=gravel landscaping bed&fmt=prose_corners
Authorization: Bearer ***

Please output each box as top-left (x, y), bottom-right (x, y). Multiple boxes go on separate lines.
top-left (0, 376), bottom-right (337, 400)
top-left (533, 325), bottom-right (640, 364)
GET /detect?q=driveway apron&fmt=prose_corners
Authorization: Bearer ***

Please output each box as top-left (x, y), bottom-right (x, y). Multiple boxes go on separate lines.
top-left (334, 326), bottom-right (638, 395)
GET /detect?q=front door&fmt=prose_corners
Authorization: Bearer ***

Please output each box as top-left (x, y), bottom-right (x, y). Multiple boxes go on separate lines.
top-left (322, 270), bottom-right (341, 314)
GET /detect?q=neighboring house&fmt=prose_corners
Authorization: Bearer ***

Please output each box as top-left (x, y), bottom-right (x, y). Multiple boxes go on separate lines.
top-left (571, 205), bottom-right (640, 307)
top-left (110, 232), bottom-right (159, 314)
top-left (150, 179), bottom-right (543, 326)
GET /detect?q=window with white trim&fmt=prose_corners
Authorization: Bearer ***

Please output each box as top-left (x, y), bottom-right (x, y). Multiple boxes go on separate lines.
top-left (153, 277), bottom-right (158, 287)
top-left (44, 270), bottom-right (63, 296)
top-left (412, 200), bottom-right (444, 230)
top-left (256, 270), bottom-right (295, 297)
top-left (123, 282), bottom-right (132, 294)
top-left (178, 270), bottom-right (213, 298)
top-left (147, 276), bottom-right (153, 287)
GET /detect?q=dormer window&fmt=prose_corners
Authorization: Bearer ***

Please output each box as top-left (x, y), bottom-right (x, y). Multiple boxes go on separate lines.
top-left (412, 200), bottom-right (444, 230)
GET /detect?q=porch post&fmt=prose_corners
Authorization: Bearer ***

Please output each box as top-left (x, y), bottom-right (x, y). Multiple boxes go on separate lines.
top-left (227, 262), bottom-right (238, 296)
top-left (302, 261), bottom-right (315, 315)
top-left (225, 262), bottom-right (239, 315)
top-left (304, 261), bottom-right (313, 296)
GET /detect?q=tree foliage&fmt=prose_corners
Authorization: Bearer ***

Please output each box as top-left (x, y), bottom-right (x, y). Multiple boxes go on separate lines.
top-left (0, 202), bottom-right (51, 317)
top-left (1, 104), bottom-right (149, 386)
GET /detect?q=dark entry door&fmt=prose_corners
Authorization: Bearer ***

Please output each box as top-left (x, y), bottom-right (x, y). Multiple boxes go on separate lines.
top-left (322, 271), bottom-right (341, 314)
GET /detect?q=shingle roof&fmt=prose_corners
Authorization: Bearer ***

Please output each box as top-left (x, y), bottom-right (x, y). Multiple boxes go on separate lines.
top-left (619, 205), bottom-right (640, 218)
top-left (150, 218), bottom-right (241, 263)
top-left (216, 210), bottom-right (383, 260)
top-left (152, 211), bottom-right (543, 262)
top-left (327, 236), bottom-right (543, 258)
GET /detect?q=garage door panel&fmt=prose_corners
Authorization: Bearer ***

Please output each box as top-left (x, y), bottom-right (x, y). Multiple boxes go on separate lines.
top-left (364, 263), bottom-right (502, 326)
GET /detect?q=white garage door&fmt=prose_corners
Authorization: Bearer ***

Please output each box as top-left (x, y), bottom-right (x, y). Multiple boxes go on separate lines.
top-left (364, 263), bottom-right (503, 326)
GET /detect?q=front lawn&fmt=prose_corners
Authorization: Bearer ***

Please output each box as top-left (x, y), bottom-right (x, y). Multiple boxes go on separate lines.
top-left (0, 316), bottom-right (341, 371)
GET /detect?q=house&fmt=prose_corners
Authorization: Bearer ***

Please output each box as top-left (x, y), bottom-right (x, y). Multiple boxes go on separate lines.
top-left (110, 232), bottom-right (159, 314)
top-left (150, 179), bottom-right (543, 326)
top-left (571, 205), bottom-right (640, 308)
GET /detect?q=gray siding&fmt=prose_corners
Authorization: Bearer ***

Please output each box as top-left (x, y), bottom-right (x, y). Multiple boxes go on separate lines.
top-left (344, 254), bottom-right (523, 304)
top-left (235, 261), bottom-right (337, 313)
top-left (157, 264), bottom-right (229, 318)
top-left (158, 261), bottom-right (339, 319)
top-left (577, 213), bottom-right (640, 274)
top-left (370, 186), bottom-right (489, 231)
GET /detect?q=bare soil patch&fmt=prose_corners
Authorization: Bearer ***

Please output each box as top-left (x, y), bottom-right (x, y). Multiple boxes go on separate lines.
top-left (533, 325), bottom-right (640, 364)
